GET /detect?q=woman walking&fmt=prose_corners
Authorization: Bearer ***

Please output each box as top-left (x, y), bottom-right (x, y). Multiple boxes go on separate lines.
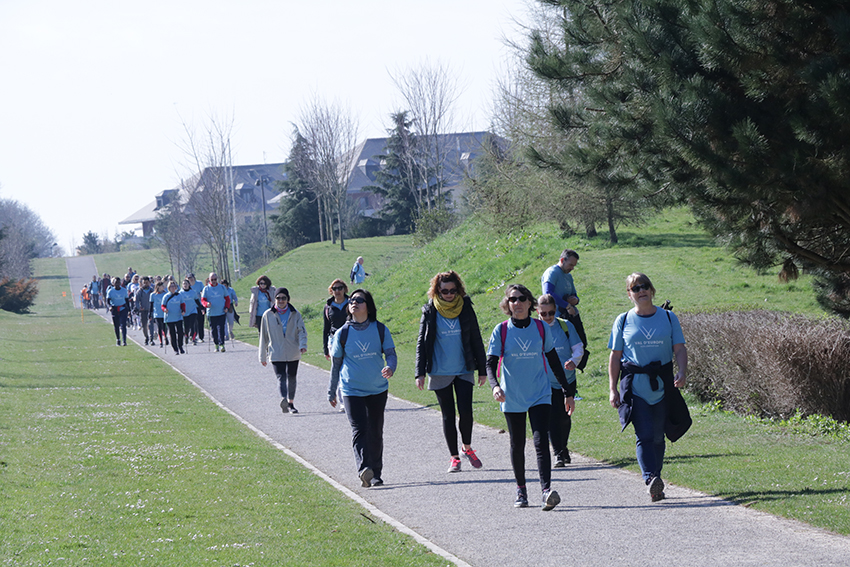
top-left (323, 279), bottom-right (350, 411)
top-left (327, 289), bottom-right (396, 488)
top-left (538, 294), bottom-right (583, 467)
top-left (162, 281), bottom-right (185, 355)
top-left (106, 276), bottom-right (129, 346)
top-left (486, 284), bottom-right (574, 510)
top-left (608, 273), bottom-right (688, 502)
top-left (415, 270), bottom-right (488, 473)
top-left (259, 288), bottom-right (308, 414)
top-left (180, 278), bottom-right (199, 346)
top-left (151, 281), bottom-right (168, 348)
top-left (249, 275), bottom-right (275, 333)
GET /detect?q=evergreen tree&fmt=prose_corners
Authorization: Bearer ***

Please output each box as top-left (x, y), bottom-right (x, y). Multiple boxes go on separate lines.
top-left (271, 131), bottom-right (321, 251)
top-left (526, 1), bottom-right (850, 314)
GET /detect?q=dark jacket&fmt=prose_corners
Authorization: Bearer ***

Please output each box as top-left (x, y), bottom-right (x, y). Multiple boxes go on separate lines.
top-left (322, 296), bottom-right (349, 357)
top-left (618, 360), bottom-right (692, 442)
top-left (415, 297), bottom-right (487, 377)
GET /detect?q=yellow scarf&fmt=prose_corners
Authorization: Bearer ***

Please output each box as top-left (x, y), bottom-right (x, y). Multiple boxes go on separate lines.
top-left (433, 294), bottom-right (463, 319)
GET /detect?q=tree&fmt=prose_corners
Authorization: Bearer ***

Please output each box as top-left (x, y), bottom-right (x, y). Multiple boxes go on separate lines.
top-left (77, 231), bottom-right (102, 256)
top-left (0, 198), bottom-right (56, 278)
top-left (296, 97), bottom-right (359, 252)
top-left (154, 202), bottom-right (200, 279)
top-left (270, 129), bottom-right (322, 250)
top-left (524, 1), bottom-right (850, 313)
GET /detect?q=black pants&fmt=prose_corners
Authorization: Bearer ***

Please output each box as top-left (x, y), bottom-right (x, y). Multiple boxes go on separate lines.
top-left (209, 314), bottom-right (226, 346)
top-left (343, 390), bottom-right (388, 480)
top-left (434, 377), bottom-right (474, 457)
top-left (504, 404), bottom-right (552, 491)
top-left (167, 320), bottom-right (184, 352)
top-left (154, 318), bottom-right (167, 344)
top-left (549, 388), bottom-right (573, 460)
top-left (183, 312), bottom-right (198, 341)
top-left (111, 306), bottom-right (128, 342)
top-left (272, 360), bottom-right (299, 400)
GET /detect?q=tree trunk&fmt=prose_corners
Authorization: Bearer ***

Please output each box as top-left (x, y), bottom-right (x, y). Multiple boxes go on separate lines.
top-left (606, 198), bottom-right (618, 244)
top-left (317, 196), bottom-right (326, 242)
top-left (337, 208), bottom-right (345, 251)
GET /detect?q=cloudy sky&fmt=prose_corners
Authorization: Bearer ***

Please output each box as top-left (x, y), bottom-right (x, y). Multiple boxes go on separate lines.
top-left (0, 0), bottom-right (532, 254)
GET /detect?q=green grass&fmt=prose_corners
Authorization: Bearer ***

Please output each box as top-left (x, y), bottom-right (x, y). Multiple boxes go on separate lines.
top-left (0, 258), bottom-right (449, 566)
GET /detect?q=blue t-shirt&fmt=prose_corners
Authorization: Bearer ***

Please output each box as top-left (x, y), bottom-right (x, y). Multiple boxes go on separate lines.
top-left (608, 308), bottom-right (686, 405)
top-left (180, 288), bottom-right (198, 315)
top-left (277, 307), bottom-right (291, 335)
top-left (331, 322), bottom-right (395, 397)
top-left (430, 312), bottom-right (466, 376)
top-left (257, 292), bottom-right (272, 318)
top-left (486, 320), bottom-right (554, 413)
top-left (352, 263), bottom-right (366, 284)
top-left (202, 284), bottom-right (228, 317)
top-left (541, 264), bottom-right (578, 314)
top-left (106, 286), bottom-right (127, 308)
top-left (546, 318), bottom-right (582, 388)
top-left (162, 292), bottom-right (184, 323)
top-left (227, 287), bottom-right (238, 307)
top-left (151, 292), bottom-right (166, 318)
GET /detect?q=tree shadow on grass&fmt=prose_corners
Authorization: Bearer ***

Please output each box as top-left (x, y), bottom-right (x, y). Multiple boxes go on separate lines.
top-left (716, 487), bottom-right (849, 505)
top-left (605, 452), bottom-right (748, 468)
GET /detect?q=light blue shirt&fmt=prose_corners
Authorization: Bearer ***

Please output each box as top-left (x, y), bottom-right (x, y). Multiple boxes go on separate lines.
top-left (430, 312), bottom-right (466, 376)
top-left (487, 320), bottom-right (554, 413)
top-left (180, 288), bottom-right (198, 315)
top-left (151, 292), bottom-right (166, 318)
top-left (608, 308), bottom-right (685, 405)
top-left (541, 264), bottom-right (578, 314)
top-left (162, 292), bottom-right (184, 323)
top-left (331, 322), bottom-right (395, 397)
top-left (546, 318), bottom-right (581, 388)
top-left (106, 286), bottom-right (127, 308)
top-left (352, 262), bottom-right (366, 284)
top-left (202, 284), bottom-right (228, 317)
top-left (277, 307), bottom-right (291, 335)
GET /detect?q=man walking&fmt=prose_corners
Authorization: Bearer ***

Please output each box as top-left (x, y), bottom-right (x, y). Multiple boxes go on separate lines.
top-left (541, 249), bottom-right (589, 369)
top-left (350, 256), bottom-right (369, 284)
top-left (201, 272), bottom-right (230, 352)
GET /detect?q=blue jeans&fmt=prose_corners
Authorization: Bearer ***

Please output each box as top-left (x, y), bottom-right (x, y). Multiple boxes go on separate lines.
top-left (632, 395), bottom-right (666, 482)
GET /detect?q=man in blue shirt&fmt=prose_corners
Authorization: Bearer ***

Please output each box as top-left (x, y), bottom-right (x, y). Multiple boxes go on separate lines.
top-left (541, 249), bottom-right (589, 370)
top-left (202, 272), bottom-right (231, 352)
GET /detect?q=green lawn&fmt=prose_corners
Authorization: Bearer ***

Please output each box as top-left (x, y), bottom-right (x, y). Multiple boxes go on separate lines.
top-left (0, 258), bottom-right (449, 566)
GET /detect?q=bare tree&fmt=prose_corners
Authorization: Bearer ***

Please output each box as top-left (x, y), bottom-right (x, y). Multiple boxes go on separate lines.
top-left (177, 115), bottom-right (235, 281)
top-left (389, 59), bottom-right (462, 210)
top-left (296, 97), bottom-right (359, 252)
top-left (154, 201), bottom-right (200, 279)
top-left (0, 197), bottom-right (56, 279)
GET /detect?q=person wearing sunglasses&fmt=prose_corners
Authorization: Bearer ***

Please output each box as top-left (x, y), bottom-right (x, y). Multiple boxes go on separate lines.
top-left (201, 272), bottom-right (231, 352)
top-left (323, 279), bottom-right (350, 360)
top-left (249, 275), bottom-right (276, 332)
top-left (608, 273), bottom-right (688, 502)
top-left (415, 271), bottom-right (488, 473)
top-left (259, 288), bottom-right (308, 414)
top-left (327, 289), bottom-right (397, 488)
top-left (486, 284), bottom-right (574, 511)
top-left (537, 294), bottom-right (583, 467)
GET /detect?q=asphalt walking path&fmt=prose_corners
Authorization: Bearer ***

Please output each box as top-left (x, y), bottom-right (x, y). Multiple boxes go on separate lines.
top-left (66, 256), bottom-right (850, 566)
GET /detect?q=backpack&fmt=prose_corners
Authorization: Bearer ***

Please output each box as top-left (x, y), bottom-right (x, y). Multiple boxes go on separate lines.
top-left (337, 321), bottom-right (387, 355)
top-left (349, 264), bottom-right (357, 283)
top-left (497, 319), bottom-right (547, 378)
top-left (617, 302), bottom-right (673, 341)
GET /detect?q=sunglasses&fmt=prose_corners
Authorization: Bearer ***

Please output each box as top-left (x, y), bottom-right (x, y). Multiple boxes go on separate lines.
top-left (539, 310), bottom-right (555, 317)
top-left (508, 295), bottom-right (528, 303)
top-left (630, 283), bottom-right (651, 293)
top-left (351, 296), bottom-right (367, 304)
top-left (439, 288), bottom-right (458, 296)
top-left (276, 296), bottom-right (289, 301)
top-left (332, 285), bottom-right (345, 291)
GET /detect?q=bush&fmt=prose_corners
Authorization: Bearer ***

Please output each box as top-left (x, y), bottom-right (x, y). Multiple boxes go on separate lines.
top-left (412, 209), bottom-right (457, 247)
top-left (0, 277), bottom-right (39, 313)
top-left (681, 310), bottom-right (850, 422)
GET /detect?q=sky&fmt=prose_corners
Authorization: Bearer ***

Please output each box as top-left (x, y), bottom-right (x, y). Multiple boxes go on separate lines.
top-left (0, 0), bottom-right (532, 255)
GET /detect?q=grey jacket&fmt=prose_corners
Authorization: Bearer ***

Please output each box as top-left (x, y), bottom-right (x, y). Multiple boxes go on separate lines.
top-left (259, 305), bottom-right (307, 364)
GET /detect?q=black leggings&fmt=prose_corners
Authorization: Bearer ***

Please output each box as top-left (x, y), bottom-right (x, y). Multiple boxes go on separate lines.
top-left (271, 360), bottom-right (299, 400)
top-left (154, 318), bottom-right (167, 344)
top-left (167, 320), bottom-right (184, 352)
top-left (433, 377), bottom-right (474, 457)
top-left (111, 306), bottom-right (128, 342)
top-left (183, 313), bottom-right (198, 340)
top-left (504, 404), bottom-right (552, 491)
top-left (549, 388), bottom-right (573, 460)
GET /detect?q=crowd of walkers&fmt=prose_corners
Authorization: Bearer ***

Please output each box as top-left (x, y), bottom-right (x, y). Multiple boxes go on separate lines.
top-left (88, 251), bottom-right (689, 509)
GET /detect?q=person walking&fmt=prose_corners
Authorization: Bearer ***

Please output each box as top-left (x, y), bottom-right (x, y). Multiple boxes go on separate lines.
top-left (100, 274), bottom-right (111, 310)
top-left (541, 249), bottom-right (589, 369)
top-left (486, 284), bottom-right (574, 510)
top-left (608, 272), bottom-right (689, 502)
top-left (180, 278), bottom-right (199, 346)
top-left (538, 294), bottom-right (583, 467)
top-left (222, 279), bottom-right (238, 341)
top-left (151, 281), bottom-right (168, 348)
top-left (88, 275), bottom-right (101, 309)
top-left (259, 288), bottom-right (308, 414)
top-left (202, 272), bottom-right (230, 352)
top-left (134, 276), bottom-right (154, 346)
top-left (350, 256), bottom-right (369, 284)
top-left (161, 281), bottom-right (186, 355)
top-left (187, 273), bottom-right (206, 343)
top-left (323, 279), bottom-right (349, 411)
top-left (327, 289), bottom-right (397, 488)
top-left (415, 270), bottom-right (488, 473)
top-left (106, 277), bottom-right (129, 346)
top-left (249, 275), bottom-right (276, 333)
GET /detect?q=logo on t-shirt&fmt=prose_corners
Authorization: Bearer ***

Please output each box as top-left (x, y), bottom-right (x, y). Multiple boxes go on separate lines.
top-left (515, 337), bottom-right (533, 352)
top-left (639, 327), bottom-right (657, 340)
top-left (355, 340), bottom-right (370, 353)
top-left (445, 318), bottom-right (458, 330)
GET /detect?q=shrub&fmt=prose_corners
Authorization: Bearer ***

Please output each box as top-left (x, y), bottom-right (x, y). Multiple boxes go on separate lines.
top-left (0, 277), bottom-right (39, 313)
top-left (681, 310), bottom-right (850, 422)
top-left (412, 209), bottom-right (457, 247)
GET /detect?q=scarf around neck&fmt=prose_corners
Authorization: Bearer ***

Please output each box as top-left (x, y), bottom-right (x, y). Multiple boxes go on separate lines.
top-left (433, 294), bottom-right (463, 319)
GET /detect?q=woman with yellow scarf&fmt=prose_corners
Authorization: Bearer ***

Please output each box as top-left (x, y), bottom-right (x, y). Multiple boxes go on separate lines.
top-left (415, 271), bottom-right (488, 473)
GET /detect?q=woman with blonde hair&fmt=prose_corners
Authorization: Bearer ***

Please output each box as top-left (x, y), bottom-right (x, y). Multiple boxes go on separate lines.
top-left (415, 270), bottom-right (487, 472)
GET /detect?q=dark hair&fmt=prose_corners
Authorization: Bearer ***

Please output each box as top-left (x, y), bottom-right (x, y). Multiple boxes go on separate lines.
top-left (560, 249), bottom-right (579, 262)
top-left (349, 288), bottom-right (377, 322)
top-left (275, 287), bottom-right (290, 299)
top-left (256, 275), bottom-right (272, 287)
top-left (427, 270), bottom-right (467, 300)
top-left (221, 279), bottom-right (230, 287)
top-left (499, 283), bottom-right (537, 316)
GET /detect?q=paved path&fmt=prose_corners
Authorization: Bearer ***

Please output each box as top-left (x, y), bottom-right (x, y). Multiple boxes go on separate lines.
top-left (65, 256), bottom-right (850, 566)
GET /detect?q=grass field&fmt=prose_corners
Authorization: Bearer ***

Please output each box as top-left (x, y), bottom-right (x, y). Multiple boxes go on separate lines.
top-left (41, 209), bottom-right (850, 536)
top-left (0, 258), bottom-right (450, 566)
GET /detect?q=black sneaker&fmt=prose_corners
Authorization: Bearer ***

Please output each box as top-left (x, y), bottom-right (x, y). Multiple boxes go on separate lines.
top-left (279, 399), bottom-right (289, 414)
top-left (648, 476), bottom-right (665, 501)
top-left (553, 456), bottom-right (567, 468)
top-left (116, 340), bottom-right (121, 347)
top-left (514, 486), bottom-right (528, 508)
top-left (179, 347), bottom-right (185, 354)
top-left (287, 402), bottom-right (298, 414)
top-left (359, 468), bottom-right (374, 488)
top-left (371, 478), bottom-right (384, 487)
top-left (542, 489), bottom-right (561, 511)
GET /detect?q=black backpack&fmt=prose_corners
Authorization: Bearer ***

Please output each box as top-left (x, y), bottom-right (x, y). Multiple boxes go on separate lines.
top-left (337, 321), bottom-right (386, 354)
